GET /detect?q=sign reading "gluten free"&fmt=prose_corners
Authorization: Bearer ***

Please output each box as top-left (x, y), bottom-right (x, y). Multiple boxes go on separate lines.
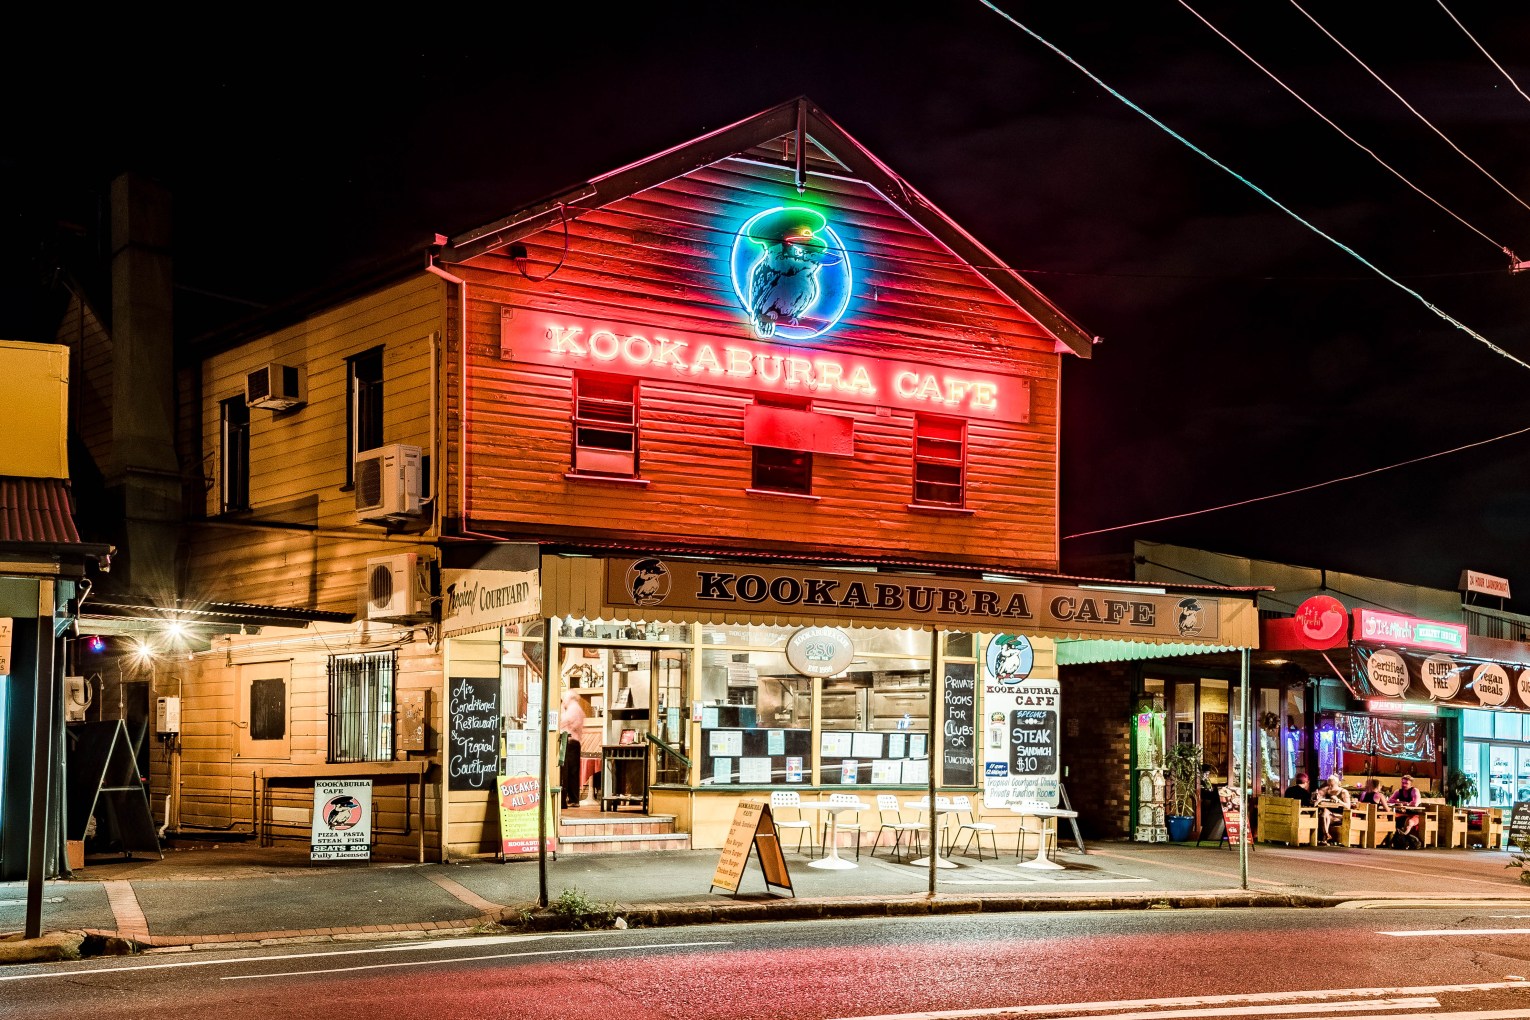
top-left (605, 558), bottom-right (1221, 640)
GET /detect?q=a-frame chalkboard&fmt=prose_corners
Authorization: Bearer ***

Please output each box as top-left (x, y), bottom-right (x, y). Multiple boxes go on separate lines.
top-left (66, 720), bottom-right (161, 859)
top-left (709, 799), bottom-right (794, 897)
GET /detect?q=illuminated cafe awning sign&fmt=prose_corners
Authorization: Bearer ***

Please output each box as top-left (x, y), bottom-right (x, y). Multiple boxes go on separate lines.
top-left (1354, 608), bottom-right (1467, 654)
top-left (500, 310), bottom-right (1032, 424)
top-left (441, 567), bottom-right (539, 639)
top-left (1354, 642), bottom-right (1530, 712)
top-left (607, 557), bottom-right (1222, 641)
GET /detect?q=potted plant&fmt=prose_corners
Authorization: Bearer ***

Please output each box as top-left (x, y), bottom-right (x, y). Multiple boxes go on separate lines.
top-left (1164, 741), bottom-right (1204, 842)
top-left (1443, 768), bottom-right (1478, 808)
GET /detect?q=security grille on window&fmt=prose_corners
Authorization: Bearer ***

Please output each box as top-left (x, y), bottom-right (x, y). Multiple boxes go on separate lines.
top-left (572, 374), bottom-right (638, 476)
top-left (327, 651), bottom-right (396, 763)
top-left (912, 415), bottom-right (966, 507)
top-left (751, 396), bottom-right (813, 494)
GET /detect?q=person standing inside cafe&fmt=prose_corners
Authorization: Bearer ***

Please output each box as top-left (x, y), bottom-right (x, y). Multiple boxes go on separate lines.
top-left (560, 689), bottom-right (588, 809)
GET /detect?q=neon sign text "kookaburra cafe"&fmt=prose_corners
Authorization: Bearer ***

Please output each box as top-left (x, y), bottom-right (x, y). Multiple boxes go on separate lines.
top-left (500, 311), bottom-right (1031, 424)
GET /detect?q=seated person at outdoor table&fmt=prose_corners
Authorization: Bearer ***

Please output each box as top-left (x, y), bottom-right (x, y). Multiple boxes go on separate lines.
top-left (1312, 774), bottom-right (1351, 846)
top-left (1284, 772), bottom-right (1313, 807)
top-left (1385, 774), bottom-right (1424, 847)
top-left (1358, 778), bottom-right (1385, 804)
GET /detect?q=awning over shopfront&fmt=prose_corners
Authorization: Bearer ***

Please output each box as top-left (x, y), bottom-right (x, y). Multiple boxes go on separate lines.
top-left (78, 593), bottom-right (354, 644)
top-left (0, 476), bottom-right (111, 576)
top-left (542, 552), bottom-right (1262, 648)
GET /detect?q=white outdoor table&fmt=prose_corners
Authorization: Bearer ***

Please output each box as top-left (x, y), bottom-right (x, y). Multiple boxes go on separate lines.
top-left (1011, 804), bottom-right (1078, 870)
top-left (798, 800), bottom-right (870, 870)
top-left (907, 800), bottom-right (960, 869)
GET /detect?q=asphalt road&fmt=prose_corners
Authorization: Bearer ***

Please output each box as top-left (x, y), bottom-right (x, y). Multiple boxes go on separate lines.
top-left (9, 907), bottom-right (1530, 1019)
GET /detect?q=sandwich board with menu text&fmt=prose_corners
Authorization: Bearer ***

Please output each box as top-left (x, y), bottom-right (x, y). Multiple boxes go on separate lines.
top-left (709, 799), bottom-right (794, 897)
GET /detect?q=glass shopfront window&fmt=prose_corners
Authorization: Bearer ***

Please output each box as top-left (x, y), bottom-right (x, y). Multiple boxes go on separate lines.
top-left (1463, 709), bottom-right (1530, 809)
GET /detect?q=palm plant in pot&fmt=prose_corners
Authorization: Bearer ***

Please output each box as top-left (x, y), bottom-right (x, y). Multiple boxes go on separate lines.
top-left (1164, 741), bottom-right (1204, 842)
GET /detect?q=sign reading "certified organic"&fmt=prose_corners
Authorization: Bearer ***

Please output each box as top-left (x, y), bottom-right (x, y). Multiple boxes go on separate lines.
top-left (606, 557), bottom-right (1223, 640)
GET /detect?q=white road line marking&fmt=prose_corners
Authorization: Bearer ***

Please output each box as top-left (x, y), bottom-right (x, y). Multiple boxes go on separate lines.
top-left (1382, 929), bottom-right (1530, 938)
top-left (954, 998), bottom-right (1441, 1020)
top-left (221, 940), bottom-right (732, 980)
top-left (828, 983), bottom-right (1530, 1020)
top-left (940, 878), bottom-right (1152, 885)
top-left (0, 931), bottom-right (634, 982)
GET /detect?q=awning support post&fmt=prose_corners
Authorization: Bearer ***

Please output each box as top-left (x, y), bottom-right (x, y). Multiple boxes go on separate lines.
top-left (1239, 646), bottom-right (1251, 891)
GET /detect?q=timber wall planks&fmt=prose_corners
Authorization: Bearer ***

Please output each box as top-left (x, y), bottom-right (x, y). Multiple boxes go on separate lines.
top-left (456, 144), bottom-right (1064, 569)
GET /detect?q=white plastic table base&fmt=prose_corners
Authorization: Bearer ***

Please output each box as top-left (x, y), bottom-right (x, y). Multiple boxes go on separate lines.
top-left (1012, 805), bottom-right (1077, 871)
top-left (801, 801), bottom-right (868, 870)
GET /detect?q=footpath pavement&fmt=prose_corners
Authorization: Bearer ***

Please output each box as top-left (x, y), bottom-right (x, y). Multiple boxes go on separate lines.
top-left (5, 836), bottom-right (1530, 964)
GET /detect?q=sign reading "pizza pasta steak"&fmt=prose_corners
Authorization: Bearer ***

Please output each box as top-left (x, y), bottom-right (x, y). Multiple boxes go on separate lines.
top-left (606, 558), bottom-right (1221, 640)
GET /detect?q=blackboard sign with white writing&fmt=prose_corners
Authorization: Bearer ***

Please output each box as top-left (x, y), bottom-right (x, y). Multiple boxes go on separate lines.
top-left (942, 663), bottom-right (977, 787)
top-left (1510, 802), bottom-right (1530, 850)
top-left (1010, 708), bottom-right (1058, 778)
top-left (448, 676), bottom-right (500, 791)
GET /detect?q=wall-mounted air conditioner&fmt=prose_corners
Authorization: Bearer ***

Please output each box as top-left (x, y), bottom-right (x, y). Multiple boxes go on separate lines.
top-left (365, 553), bottom-right (429, 620)
top-left (245, 363), bottom-right (307, 411)
top-left (355, 444), bottom-right (423, 523)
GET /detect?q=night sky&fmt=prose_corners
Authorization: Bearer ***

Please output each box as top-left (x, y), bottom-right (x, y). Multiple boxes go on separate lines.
top-left (4, 5), bottom-right (1530, 605)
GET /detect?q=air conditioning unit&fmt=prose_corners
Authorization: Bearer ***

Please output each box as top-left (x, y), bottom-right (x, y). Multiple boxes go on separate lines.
top-left (65, 675), bottom-right (92, 722)
top-left (365, 553), bottom-right (429, 620)
top-left (245, 362), bottom-right (307, 411)
top-left (355, 444), bottom-right (423, 523)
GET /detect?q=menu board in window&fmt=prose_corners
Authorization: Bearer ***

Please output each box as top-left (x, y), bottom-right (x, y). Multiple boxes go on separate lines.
top-left (941, 663), bottom-right (977, 787)
top-left (699, 726), bottom-right (812, 785)
top-left (820, 729), bottom-right (927, 785)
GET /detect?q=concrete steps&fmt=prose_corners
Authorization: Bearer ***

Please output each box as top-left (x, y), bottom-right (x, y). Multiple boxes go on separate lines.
top-left (557, 813), bottom-right (690, 854)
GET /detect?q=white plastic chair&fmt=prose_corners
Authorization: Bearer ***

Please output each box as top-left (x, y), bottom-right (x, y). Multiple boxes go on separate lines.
top-left (872, 793), bottom-right (925, 861)
top-left (949, 795), bottom-right (998, 861)
top-left (1012, 799), bottom-right (1056, 861)
top-left (770, 790), bottom-right (818, 856)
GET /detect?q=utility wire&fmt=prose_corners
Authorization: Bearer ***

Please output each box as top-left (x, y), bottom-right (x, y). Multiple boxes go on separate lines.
top-left (975, 0), bottom-right (1530, 373)
top-left (1436, 0), bottom-right (1530, 107)
top-left (1289, 0), bottom-right (1530, 217)
top-left (1180, 0), bottom-right (1519, 261)
top-left (1063, 424), bottom-right (1530, 541)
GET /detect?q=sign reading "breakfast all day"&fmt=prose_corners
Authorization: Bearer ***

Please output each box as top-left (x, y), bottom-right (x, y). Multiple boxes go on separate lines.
top-left (501, 309), bottom-right (1032, 424)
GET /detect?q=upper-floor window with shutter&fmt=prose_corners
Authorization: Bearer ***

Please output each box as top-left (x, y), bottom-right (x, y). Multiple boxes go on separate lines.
top-left (912, 415), bottom-right (966, 508)
top-left (572, 374), bottom-right (638, 477)
top-left (749, 395), bottom-right (814, 495)
top-left (220, 395), bottom-right (250, 512)
top-left (345, 347), bottom-right (384, 487)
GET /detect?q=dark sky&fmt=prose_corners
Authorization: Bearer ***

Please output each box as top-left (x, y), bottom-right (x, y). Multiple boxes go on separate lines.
top-left (5, 5), bottom-right (1530, 605)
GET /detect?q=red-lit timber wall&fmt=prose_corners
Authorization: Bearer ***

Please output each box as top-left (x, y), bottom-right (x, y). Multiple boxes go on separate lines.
top-left (452, 144), bottom-right (1066, 571)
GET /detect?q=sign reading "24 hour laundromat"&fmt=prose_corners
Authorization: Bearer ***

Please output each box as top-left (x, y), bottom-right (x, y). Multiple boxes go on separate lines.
top-left (606, 558), bottom-right (1222, 640)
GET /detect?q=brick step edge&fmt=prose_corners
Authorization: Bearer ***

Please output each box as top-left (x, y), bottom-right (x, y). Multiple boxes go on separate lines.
top-left (557, 824), bottom-right (678, 836)
top-left (558, 837), bottom-right (692, 854)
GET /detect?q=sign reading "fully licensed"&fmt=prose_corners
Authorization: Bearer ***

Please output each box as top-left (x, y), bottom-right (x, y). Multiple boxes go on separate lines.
top-left (606, 557), bottom-right (1225, 641)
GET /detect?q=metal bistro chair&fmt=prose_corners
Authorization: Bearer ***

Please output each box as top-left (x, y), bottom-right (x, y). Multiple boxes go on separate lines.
top-left (770, 790), bottom-right (819, 856)
top-left (872, 793), bottom-right (925, 862)
top-left (905, 796), bottom-right (954, 860)
top-left (823, 793), bottom-right (865, 860)
top-left (949, 795), bottom-right (999, 861)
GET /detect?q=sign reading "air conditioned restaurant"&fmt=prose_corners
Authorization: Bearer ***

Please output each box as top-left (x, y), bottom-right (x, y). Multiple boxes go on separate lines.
top-left (604, 557), bottom-right (1226, 641)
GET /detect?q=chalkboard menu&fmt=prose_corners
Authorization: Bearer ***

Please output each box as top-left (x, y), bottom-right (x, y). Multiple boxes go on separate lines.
top-left (1509, 801), bottom-right (1530, 850)
top-left (447, 676), bottom-right (500, 791)
top-left (1010, 708), bottom-right (1058, 778)
top-left (942, 663), bottom-right (977, 787)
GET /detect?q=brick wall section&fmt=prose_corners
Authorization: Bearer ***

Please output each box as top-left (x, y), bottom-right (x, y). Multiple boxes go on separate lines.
top-left (1060, 663), bottom-right (1135, 839)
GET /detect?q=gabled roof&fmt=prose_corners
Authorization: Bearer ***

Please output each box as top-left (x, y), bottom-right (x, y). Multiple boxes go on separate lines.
top-left (440, 96), bottom-right (1094, 358)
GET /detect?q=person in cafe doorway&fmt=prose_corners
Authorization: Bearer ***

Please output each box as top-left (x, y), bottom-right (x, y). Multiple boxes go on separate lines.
top-left (1385, 774), bottom-right (1424, 849)
top-left (560, 690), bottom-right (588, 809)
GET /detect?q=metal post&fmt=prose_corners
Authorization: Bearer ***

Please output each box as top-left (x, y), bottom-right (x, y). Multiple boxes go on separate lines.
top-left (928, 629), bottom-right (939, 896)
top-left (25, 580), bottom-right (57, 940)
top-left (536, 618), bottom-right (551, 909)
top-left (1239, 647), bottom-right (1251, 891)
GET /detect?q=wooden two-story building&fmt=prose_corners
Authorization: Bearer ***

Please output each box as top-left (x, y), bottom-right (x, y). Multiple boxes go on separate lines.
top-left (82, 98), bottom-right (1257, 861)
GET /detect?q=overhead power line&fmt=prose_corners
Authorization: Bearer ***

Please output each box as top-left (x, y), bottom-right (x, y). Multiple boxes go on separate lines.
top-left (1063, 424), bottom-right (1530, 541)
top-left (1436, 0), bottom-right (1530, 107)
top-left (1179, 0), bottom-right (1520, 262)
top-left (974, 0), bottom-right (1530, 373)
top-left (1288, 0), bottom-right (1530, 218)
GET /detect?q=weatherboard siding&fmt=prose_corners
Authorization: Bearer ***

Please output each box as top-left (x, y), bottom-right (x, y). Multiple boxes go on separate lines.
top-left (455, 142), bottom-right (1062, 569)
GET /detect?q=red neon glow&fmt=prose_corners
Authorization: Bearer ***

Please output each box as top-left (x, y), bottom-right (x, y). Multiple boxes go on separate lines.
top-left (500, 311), bottom-right (1031, 424)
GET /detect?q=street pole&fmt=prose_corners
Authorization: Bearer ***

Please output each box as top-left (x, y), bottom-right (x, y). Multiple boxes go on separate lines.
top-left (25, 580), bottom-right (57, 940)
top-left (1239, 647), bottom-right (1251, 891)
top-left (536, 619), bottom-right (551, 909)
top-left (928, 629), bottom-right (939, 896)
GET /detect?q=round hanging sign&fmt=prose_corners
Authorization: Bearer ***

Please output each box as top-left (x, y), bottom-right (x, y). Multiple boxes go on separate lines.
top-left (1294, 594), bottom-right (1348, 649)
top-left (1473, 662), bottom-right (1511, 707)
top-left (1420, 654), bottom-right (1461, 701)
top-left (1517, 669), bottom-right (1530, 709)
top-left (1365, 648), bottom-right (1410, 698)
top-left (785, 627), bottom-right (855, 677)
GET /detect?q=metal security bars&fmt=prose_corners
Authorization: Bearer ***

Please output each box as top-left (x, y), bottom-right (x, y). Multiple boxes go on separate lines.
top-left (327, 651), bottom-right (396, 763)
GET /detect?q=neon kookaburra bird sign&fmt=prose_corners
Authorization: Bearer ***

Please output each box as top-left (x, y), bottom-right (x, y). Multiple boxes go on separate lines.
top-left (730, 206), bottom-right (852, 341)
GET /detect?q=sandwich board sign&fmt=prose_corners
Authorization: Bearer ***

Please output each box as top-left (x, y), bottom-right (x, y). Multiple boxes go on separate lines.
top-left (709, 799), bottom-right (793, 897)
top-left (311, 780), bottom-right (372, 861)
